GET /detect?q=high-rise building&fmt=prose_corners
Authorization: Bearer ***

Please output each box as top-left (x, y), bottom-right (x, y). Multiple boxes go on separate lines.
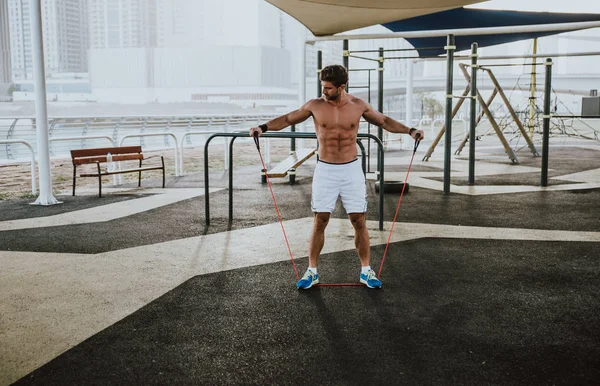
top-left (88, 0), bottom-right (158, 49)
top-left (8, 0), bottom-right (88, 79)
top-left (0, 0), bottom-right (11, 84)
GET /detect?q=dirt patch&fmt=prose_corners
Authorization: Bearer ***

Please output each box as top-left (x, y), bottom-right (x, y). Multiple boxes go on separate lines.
top-left (0, 141), bottom-right (302, 200)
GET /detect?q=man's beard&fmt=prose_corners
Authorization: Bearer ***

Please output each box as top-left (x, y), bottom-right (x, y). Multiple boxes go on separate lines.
top-left (325, 92), bottom-right (339, 101)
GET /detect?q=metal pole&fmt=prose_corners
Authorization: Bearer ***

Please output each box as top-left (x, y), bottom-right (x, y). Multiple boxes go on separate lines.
top-left (30, 0), bottom-right (59, 205)
top-left (377, 47), bottom-right (384, 176)
top-left (443, 34), bottom-right (455, 194)
top-left (343, 39), bottom-right (349, 69)
top-left (229, 137), bottom-right (236, 229)
top-left (541, 58), bottom-right (552, 187)
top-left (528, 38), bottom-right (538, 138)
top-left (406, 59), bottom-right (414, 140)
top-left (377, 47), bottom-right (384, 142)
top-left (343, 39), bottom-right (349, 89)
top-left (468, 43), bottom-right (478, 186)
top-left (204, 140), bottom-right (210, 225)
top-left (291, 124), bottom-right (296, 152)
top-left (317, 50), bottom-right (322, 98)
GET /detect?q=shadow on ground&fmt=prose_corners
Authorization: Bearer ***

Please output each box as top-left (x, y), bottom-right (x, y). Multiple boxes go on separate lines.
top-left (15, 239), bottom-right (600, 385)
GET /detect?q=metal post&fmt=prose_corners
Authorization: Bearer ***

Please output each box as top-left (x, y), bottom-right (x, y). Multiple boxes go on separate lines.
top-left (468, 43), bottom-right (478, 185)
top-left (541, 58), bottom-right (552, 187)
top-left (343, 39), bottom-right (349, 90)
top-left (528, 38), bottom-right (538, 138)
top-left (229, 137), bottom-right (237, 229)
top-left (30, 0), bottom-right (59, 205)
top-left (317, 50), bottom-right (322, 98)
top-left (291, 124), bottom-right (296, 152)
top-left (377, 47), bottom-right (384, 176)
top-left (343, 39), bottom-right (349, 70)
top-left (377, 47), bottom-right (384, 142)
top-left (443, 34), bottom-right (455, 194)
top-left (204, 140), bottom-right (210, 225)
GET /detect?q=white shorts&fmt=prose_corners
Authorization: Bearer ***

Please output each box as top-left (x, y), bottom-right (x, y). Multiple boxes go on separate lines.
top-left (311, 159), bottom-right (367, 214)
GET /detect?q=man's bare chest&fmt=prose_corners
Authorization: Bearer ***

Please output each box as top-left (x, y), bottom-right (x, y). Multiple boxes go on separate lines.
top-left (312, 105), bottom-right (363, 129)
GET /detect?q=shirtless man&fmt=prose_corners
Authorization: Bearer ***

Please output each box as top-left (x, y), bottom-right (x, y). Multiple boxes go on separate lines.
top-left (250, 64), bottom-right (424, 289)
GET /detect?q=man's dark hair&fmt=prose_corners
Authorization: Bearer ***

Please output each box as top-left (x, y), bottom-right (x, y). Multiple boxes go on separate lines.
top-left (320, 64), bottom-right (348, 88)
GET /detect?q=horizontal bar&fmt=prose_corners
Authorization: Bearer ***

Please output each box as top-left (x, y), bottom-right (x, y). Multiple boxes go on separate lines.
top-left (348, 54), bottom-right (380, 62)
top-left (308, 21), bottom-right (600, 42)
top-left (479, 63), bottom-right (546, 67)
top-left (384, 56), bottom-right (423, 60)
top-left (454, 50), bottom-right (600, 61)
top-left (348, 68), bottom-right (377, 72)
top-left (552, 115), bottom-right (600, 119)
top-left (349, 47), bottom-right (441, 54)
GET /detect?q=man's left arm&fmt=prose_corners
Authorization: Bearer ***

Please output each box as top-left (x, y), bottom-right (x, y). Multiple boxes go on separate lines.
top-left (362, 102), bottom-right (424, 140)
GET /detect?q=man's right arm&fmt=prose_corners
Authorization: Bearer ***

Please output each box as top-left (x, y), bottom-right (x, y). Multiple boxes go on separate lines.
top-left (249, 100), bottom-right (314, 137)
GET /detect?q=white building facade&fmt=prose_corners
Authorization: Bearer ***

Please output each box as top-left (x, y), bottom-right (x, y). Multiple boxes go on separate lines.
top-left (0, 0), bottom-right (11, 85)
top-left (8, 0), bottom-right (88, 79)
top-left (86, 0), bottom-right (306, 108)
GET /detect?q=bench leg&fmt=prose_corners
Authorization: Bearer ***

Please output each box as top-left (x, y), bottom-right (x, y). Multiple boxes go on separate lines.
top-left (138, 159), bottom-right (142, 187)
top-left (72, 165), bottom-right (77, 196)
top-left (261, 169), bottom-right (266, 184)
top-left (289, 169), bottom-right (296, 185)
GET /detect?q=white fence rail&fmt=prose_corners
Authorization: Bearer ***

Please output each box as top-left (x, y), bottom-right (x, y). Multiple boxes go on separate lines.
top-left (0, 139), bottom-right (37, 194)
top-left (1, 114), bottom-right (278, 162)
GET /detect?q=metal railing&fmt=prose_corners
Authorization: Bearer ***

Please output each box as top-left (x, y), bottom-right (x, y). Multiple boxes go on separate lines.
top-left (180, 131), bottom-right (221, 175)
top-left (0, 140), bottom-right (37, 194)
top-left (120, 132), bottom-right (181, 176)
top-left (203, 132), bottom-right (386, 231)
top-left (49, 135), bottom-right (116, 147)
top-left (1, 113), bottom-right (279, 161)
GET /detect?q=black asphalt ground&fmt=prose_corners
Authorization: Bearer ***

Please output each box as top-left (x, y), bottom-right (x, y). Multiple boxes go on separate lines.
top-left (2, 142), bottom-right (600, 385)
top-left (12, 240), bottom-right (600, 385)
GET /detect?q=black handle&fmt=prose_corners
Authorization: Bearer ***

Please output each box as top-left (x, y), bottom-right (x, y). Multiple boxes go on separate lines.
top-left (253, 131), bottom-right (260, 151)
top-left (413, 132), bottom-right (422, 152)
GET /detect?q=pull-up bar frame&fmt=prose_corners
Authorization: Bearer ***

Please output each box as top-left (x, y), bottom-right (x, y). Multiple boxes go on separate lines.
top-left (203, 132), bottom-right (386, 230)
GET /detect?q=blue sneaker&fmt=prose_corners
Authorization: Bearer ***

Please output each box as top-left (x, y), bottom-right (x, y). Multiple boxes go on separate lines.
top-left (360, 269), bottom-right (382, 289)
top-left (297, 269), bottom-right (319, 289)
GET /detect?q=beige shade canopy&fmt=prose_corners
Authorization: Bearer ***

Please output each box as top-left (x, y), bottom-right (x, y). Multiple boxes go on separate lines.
top-left (266, 0), bottom-right (487, 36)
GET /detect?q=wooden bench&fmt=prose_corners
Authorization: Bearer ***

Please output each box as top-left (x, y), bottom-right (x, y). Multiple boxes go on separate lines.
top-left (261, 148), bottom-right (316, 185)
top-left (71, 146), bottom-right (165, 197)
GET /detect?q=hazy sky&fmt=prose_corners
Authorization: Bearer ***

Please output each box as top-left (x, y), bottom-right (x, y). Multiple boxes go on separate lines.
top-left (470, 0), bottom-right (600, 13)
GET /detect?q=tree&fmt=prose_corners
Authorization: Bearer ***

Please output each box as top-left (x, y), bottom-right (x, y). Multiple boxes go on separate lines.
top-left (421, 93), bottom-right (444, 119)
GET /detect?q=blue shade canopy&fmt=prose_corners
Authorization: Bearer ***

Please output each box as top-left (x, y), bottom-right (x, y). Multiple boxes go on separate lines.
top-left (382, 8), bottom-right (600, 56)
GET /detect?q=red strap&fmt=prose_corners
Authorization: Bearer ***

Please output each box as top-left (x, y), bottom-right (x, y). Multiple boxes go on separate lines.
top-left (377, 146), bottom-right (419, 279)
top-left (254, 138), bottom-right (300, 281)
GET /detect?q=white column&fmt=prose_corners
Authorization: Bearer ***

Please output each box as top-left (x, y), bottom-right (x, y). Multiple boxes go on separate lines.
top-left (30, 0), bottom-right (59, 205)
top-left (298, 39), bottom-right (307, 149)
top-left (404, 59), bottom-right (414, 150)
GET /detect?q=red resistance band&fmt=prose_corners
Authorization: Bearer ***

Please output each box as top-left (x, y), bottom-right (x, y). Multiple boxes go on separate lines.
top-left (377, 134), bottom-right (421, 278)
top-left (253, 133), bottom-right (299, 281)
top-left (253, 132), bottom-right (421, 287)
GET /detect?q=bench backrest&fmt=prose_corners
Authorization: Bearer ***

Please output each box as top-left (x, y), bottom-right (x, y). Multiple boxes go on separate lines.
top-left (71, 146), bottom-right (143, 165)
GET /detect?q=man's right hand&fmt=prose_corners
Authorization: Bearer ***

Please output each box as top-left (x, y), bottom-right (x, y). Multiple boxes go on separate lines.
top-left (249, 127), bottom-right (262, 137)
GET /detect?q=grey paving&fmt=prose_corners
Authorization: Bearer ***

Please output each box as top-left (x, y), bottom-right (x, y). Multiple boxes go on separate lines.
top-left (1, 138), bottom-right (600, 385)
